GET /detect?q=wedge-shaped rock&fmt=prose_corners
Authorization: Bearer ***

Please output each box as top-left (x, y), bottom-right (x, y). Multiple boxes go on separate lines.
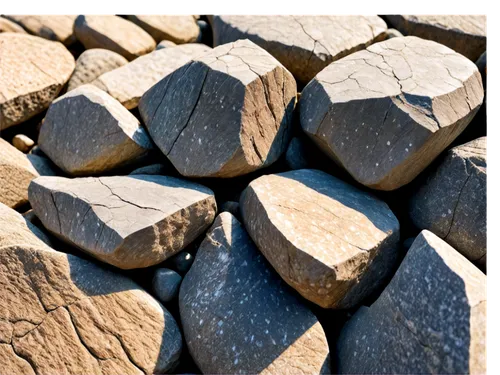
top-left (337, 230), bottom-right (486, 374)
top-left (139, 39), bottom-right (296, 178)
top-left (180, 213), bottom-right (330, 373)
top-left (0, 16), bottom-right (27, 33)
top-left (93, 43), bottom-right (211, 109)
top-left (240, 169), bottom-right (400, 309)
top-left (4, 15), bottom-right (78, 45)
top-left (74, 15), bottom-right (156, 61)
top-left (68, 48), bottom-right (128, 91)
top-left (28, 174), bottom-right (217, 269)
top-left (386, 15), bottom-right (486, 61)
top-left (128, 15), bottom-right (200, 44)
top-left (211, 16), bottom-right (387, 84)
top-left (410, 137), bottom-right (486, 267)
top-left (38, 85), bottom-right (154, 176)
top-left (0, 33), bottom-right (75, 130)
top-left (0, 203), bottom-right (182, 375)
top-left (300, 36), bottom-right (484, 190)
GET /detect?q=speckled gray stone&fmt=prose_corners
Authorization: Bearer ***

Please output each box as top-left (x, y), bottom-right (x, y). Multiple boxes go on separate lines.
top-left (152, 268), bottom-right (182, 303)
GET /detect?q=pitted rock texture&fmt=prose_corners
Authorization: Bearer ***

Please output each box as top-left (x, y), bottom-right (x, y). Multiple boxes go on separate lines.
top-left (300, 36), bottom-right (484, 190)
top-left (0, 203), bottom-right (182, 375)
top-left (74, 15), bottom-right (156, 61)
top-left (139, 39), bottom-right (297, 178)
top-left (410, 137), bottom-right (486, 267)
top-left (38, 84), bottom-right (154, 176)
top-left (211, 16), bottom-right (387, 84)
top-left (0, 17), bottom-right (27, 33)
top-left (337, 230), bottom-right (486, 374)
top-left (180, 212), bottom-right (331, 374)
top-left (239, 169), bottom-right (400, 309)
top-left (0, 33), bottom-right (75, 130)
top-left (67, 49), bottom-right (128, 92)
top-left (4, 15), bottom-right (78, 45)
top-left (28, 174), bottom-right (217, 269)
top-left (127, 15), bottom-right (200, 44)
top-left (92, 43), bottom-right (211, 110)
top-left (386, 15), bottom-right (486, 62)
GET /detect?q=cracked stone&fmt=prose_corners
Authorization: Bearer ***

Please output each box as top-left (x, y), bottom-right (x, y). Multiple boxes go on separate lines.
top-left (3, 15), bottom-right (78, 45)
top-left (0, 33), bottom-right (75, 130)
top-left (239, 169), bottom-right (400, 309)
top-left (410, 137), bottom-right (486, 268)
top-left (0, 16), bottom-right (28, 33)
top-left (300, 36), bottom-right (484, 191)
top-left (0, 203), bottom-right (182, 375)
top-left (139, 39), bottom-right (297, 178)
top-left (38, 84), bottom-right (155, 176)
top-left (127, 15), bottom-right (200, 44)
top-left (337, 230), bottom-right (486, 374)
top-left (28, 174), bottom-right (217, 269)
top-left (210, 16), bottom-right (387, 85)
top-left (179, 212), bottom-right (330, 374)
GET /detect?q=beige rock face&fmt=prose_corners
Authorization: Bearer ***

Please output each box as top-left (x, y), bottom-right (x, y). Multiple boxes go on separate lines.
top-left (0, 203), bottom-right (183, 375)
top-left (29, 174), bottom-right (217, 269)
top-left (240, 169), bottom-right (400, 309)
top-left (74, 15), bottom-right (156, 61)
top-left (128, 15), bottom-right (200, 44)
top-left (300, 36), bottom-right (484, 191)
top-left (0, 33), bottom-right (75, 130)
top-left (0, 16), bottom-right (27, 33)
top-left (12, 134), bottom-right (35, 153)
top-left (4, 15), bottom-right (78, 45)
top-left (211, 16), bottom-right (387, 84)
top-left (155, 40), bottom-right (177, 50)
top-left (92, 43), bottom-right (211, 109)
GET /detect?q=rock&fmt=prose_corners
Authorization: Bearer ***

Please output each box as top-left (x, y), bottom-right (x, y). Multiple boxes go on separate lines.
top-left (386, 15), bottom-right (486, 61)
top-left (139, 39), bottom-right (297, 178)
top-left (129, 163), bottom-right (171, 175)
top-left (38, 84), bottom-right (154, 176)
top-left (156, 40), bottom-right (176, 49)
top-left (476, 51), bottom-right (486, 88)
top-left (220, 201), bottom-right (240, 219)
top-left (26, 154), bottom-right (59, 176)
top-left (170, 252), bottom-right (194, 275)
top-left (67, 48), bottom-right (128, 91)
top-left (127, 15), bottom-right (200, 44)
top-left (337, 230), bottom-right (486, 374)
top-left (20, 208), bottom-right (54, 246)
top-left (74, 15), bottom-right (156, 61)
top-left (12, 134), bottom-right (34, 153)
top-left (402, 237), bottom-right (415, 250)
top-left (285, 137), bottom-right (310, 170)
top-left (409, 137), bottom-right (486, 266)
top-left (92, 43), bottom-right (211, 109)
top-left (0, 203), bottom-right (182, 375)
top-left (300, 36), bottom-right (484, 191)
top-left (239, 169), bottom-right (400, 309)
top-left (211, 16), bottom-right (387, 84)
top-left (385, 28), bottom-right (403, 39)
top-left (28, 174), bottom-right (217, 269)
top-left (0, 33), bottom-right (75, 130)
top-left (29, 145), bottom-right (46, 157)
top-left (0, 16), bottom-right (27, 33)
top-left (179, 212), bottom-right (331, 374)
top-left (196, 20), bottom-right (213, 46)
top-left (152, 268), bottom-right (183, 303)
top-left (4, 15), bottom-right (77, 45)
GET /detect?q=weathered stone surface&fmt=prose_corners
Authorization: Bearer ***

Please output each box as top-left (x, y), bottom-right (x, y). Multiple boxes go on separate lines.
top-left (240, 169), bottom-right (400, 309)
top-left (74, 15), bottom-right (156, 61)
top-left (129, 163), bottom-right (170, 176)
top-left (38, 84), bottom-right (154, 176)
top-left (0, 16), bottom-right (27, 33)
top-left (180, 212), bottom-right (330, 374)
top-left (28, 174), bottom-right (217, 269)
top-left (386, 15), bottom-right (486, 61)
top-left (128, 15), bottom-right (200, 44)
top-left (0, 203), bottom-right (183, 375)
top-left (211, 16), bottom-right (387, 84)
top-left (12, 134), bottom-right (34, 153)
top-left (337, 230), bottom-right (486, 374)
top-left (300, 36), bottom-right (484, 191)
top-left (0, 33), bottom-right (75, 130)
top-left (92, 43), bottom-right (211, 109)
top-left (410, 137), bottom-right (486, 266)
top-left (156, 40), bottom-right (176, 50)
top-left (67, 48), bottom-right (128, 92)
top-left (152, 268), bottom-right (182, 303)
top-left (4, 15), bottom-right (78, 45)
top-left (139, 39), bottom-right (296, 178)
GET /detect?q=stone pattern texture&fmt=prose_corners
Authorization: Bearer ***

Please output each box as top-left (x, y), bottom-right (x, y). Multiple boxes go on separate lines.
top-left (4, 15), bottom-right (78, 45)
top-left (127, 15), bottom-right (200, 44)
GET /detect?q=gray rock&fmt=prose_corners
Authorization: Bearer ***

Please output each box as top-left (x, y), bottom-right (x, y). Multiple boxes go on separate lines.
top-left (170, 251), bottom-right (194, 275)
top-left (285, 137), bottom-right (310, 170)
top-left (152, 268), bottom-right (183, 303)
top-left (139, 39), bottom-right (297, 178)
top-left (220, 201), bottom-right (240, 219)
top-left (300, 36), bottom-right (484, 190)
top-left (240, 169), bottom-right (400, 309)
top-left (4, 15), bottom-right (78, 45)
top-left (127, 15), bottom-right (200, 44)
top-left (337, 230), bottom-right (486, 374)
top-left (28, 174), bottom-right (217, 269)
top-left (179, 212), bottom-right (331, 374)
top-left (129, 163), bottom-right (171, 175)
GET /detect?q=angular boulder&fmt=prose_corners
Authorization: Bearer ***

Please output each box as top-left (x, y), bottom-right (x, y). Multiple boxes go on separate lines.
top-left (337, 230), bottom-right (486, 374)
top-left (4, 15), bottom-right (78, 45)
top-left (28, 174), bottom-right (217, 269)
top-left (128, 15), bottom-right (200, 44)
top-left (300, 36), bottom-right (484, 190)
top-left (139, 39), bottom-right (297, 178)
top-left (180, 212), bottom-right (330, 374)
top-left (240, 169), bottom-right (400, 309)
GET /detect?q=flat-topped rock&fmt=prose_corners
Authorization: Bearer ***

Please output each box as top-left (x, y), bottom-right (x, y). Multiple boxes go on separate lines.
top-left (0, 16), bottom-right (27, 33)
top-left (128, 15), bottom-right (200, 44)
top-left (240, 169), bottom-right (400, 309)
top-left (28, 174), bottom-right (217, 269)
top-left (300, 36), bottom-right (484, 190)
top-left (4, 15), bottom-right (78, 45)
